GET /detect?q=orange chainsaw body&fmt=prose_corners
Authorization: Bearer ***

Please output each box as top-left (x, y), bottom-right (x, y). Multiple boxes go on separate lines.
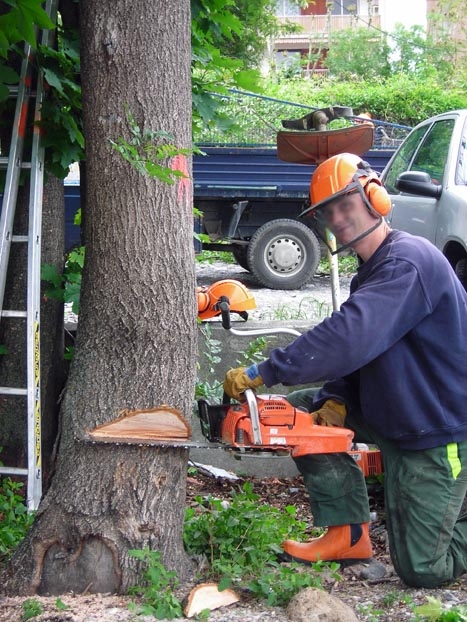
top-left (197, 393), bottom-right (383, 475)
top-left (199, 394), bottom-right (352, 456)
top-left (222, 395), bottom-right (354, 457)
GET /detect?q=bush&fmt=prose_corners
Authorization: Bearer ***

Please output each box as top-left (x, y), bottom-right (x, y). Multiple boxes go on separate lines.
top-left (266, 74), bottom-right (467, 127)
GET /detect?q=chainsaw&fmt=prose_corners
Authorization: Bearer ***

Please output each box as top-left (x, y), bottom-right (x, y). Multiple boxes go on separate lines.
top-left (197, 389), bottom-right (382, 477)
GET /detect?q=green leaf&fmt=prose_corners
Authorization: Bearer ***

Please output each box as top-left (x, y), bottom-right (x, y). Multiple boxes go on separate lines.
top-left (0, 83), bottom-right (9, 101)
top-left (42, 67), bottom-right (64, 94)
top-left (218, 576), bottom-right (232, 591)
top-left (15, 7), bottom-right (37, 48)
top-left (41, 263), bottom-right (63, 288)
top-left (18, 0), bottom-right (55, 30)
top-left (0, 64), bottom-right (18, 83)
top-left (55, 598), bottom-right (69, 611)
top-left (413, 596), bottom-right (444, 620)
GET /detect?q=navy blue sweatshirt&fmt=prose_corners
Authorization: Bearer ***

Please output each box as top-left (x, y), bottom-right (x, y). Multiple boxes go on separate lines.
top-left (258, 230), bottom-right (467, 450)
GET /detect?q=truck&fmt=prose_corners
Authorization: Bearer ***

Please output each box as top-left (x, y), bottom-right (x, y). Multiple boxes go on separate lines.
top-left (381, 109), bottom-right (467, 290)
top-left (64, 93), bottom-right (411, 289)
top-left (193, 143), bottom-right (397, 290)
top-left (190, 92), bottom-right (411, 289)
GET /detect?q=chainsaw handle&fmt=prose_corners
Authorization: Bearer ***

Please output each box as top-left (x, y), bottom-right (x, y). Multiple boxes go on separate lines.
top-left (218, 297), bottom-right (231, 330)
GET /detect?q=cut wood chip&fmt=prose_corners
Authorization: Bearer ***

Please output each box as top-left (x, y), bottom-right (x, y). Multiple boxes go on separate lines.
top-left (184, 582), bottom-right (240, 618)
top-left (87, 406), bottom-right (191, 443)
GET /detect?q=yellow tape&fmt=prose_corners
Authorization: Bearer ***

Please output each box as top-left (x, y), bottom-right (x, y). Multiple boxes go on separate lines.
top-left (447, 443), bottom-right (461, 480)
top-left (34, 322), bottom-right (41, 470)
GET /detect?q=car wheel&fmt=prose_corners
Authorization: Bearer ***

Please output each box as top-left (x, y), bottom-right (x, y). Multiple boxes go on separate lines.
top-left (247, 219), bottom-right (321, 290)
top-left (232, 244), bottom-right (250, 271)
top-left (455, 258), bottom-right (467, 290)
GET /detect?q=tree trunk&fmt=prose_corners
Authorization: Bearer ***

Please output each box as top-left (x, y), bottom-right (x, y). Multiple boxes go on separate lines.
top-left (1, 0), bottom-right (196, 595)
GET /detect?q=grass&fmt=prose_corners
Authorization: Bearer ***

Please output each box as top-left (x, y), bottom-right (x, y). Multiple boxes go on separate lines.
top-left (258, 297), bottom-right (332, 321)
top-left (197, 249), bottom-right (359, 275)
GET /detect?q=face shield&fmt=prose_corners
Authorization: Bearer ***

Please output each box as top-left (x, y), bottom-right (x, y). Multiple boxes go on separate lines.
top-left (299, 154), bottom-right (391, 255)
top-left (300, 181), bottom-right (383, 255)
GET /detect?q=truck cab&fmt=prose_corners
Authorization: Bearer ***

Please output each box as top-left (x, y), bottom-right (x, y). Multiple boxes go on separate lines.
top-left (381, 110), bottom-right (467, 289)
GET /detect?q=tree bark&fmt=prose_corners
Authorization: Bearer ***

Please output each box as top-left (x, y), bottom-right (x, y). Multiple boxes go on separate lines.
top-left (1, 0), bottom-right (196, 595)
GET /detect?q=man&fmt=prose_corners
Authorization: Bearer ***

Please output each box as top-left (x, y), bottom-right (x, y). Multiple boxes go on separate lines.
top-left (223, 153), bottom-right (467, 588)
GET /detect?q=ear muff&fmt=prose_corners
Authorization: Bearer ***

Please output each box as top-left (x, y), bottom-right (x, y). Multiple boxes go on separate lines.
top-left (365, 181), bottom-right (392, 216)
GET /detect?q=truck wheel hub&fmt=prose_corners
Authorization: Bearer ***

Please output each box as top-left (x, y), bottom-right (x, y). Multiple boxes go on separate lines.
top-left (266, 238), bottom-right (303, 273)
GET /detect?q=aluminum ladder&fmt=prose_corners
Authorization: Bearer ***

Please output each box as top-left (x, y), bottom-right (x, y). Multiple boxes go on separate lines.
top-left (0, 0), bottom-right (57, 511)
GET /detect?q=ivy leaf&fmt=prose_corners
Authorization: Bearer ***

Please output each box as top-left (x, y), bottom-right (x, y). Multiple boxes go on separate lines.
top-left (0, 83), bottom-right (9, 101)
top-left (218, 576), bottom-right (232, 591)
top-left (15, 7), bottom-right (37, 48)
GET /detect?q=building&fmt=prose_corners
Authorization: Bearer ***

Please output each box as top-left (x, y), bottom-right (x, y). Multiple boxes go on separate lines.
top-left (272, 0), bottom-right (427, 73)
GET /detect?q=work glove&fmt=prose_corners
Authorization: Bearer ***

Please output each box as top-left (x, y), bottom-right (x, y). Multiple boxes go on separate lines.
top-left (223, 364), bottom-right (264, 401)
top-left (312, 399), bottom-right (347, 427)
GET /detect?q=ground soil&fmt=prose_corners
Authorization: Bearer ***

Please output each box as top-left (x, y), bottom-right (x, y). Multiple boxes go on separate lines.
top-left (184, 469), bottom-right (467, 620)
top-left (1, 470), bottom-right (467, 621)
top-left (2, 260), bottom-right (467, 621)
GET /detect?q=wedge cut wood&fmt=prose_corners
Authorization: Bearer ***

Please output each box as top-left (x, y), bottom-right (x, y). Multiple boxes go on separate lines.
top-left (184, 582), bottom-right (241, 618)
top-left (87, 406), bottom-right (191, 443)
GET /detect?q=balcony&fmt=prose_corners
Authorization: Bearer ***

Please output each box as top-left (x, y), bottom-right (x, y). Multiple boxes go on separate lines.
top-left (275, 14), bottom-right (381, 49)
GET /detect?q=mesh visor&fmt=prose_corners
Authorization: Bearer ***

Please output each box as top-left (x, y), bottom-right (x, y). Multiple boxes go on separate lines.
top-left (300, 183), bottom-right (383, 255)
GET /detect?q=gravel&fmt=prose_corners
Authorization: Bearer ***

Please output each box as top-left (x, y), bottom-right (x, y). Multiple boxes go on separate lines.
top-left (65, 260), bottom-right (353, 326)
top-left (195, 259), bottom-right (353, 322)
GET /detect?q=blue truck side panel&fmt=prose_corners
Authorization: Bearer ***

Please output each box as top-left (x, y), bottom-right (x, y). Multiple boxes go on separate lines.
top-left (58, 147), bottom-right (395, 250)
top-left (193, 147), bottom-right (394, 199)
top-left (64, 183), bottom-right (81, 250)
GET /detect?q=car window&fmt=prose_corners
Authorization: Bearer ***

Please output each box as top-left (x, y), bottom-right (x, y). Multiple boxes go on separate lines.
top-left (384, 125), bottom-right (428, 193)
top-left (456, 117), bottom-right (467, 185)
top-left (409, 119), bottom-right (454, 185)
top-left (384, 119), bottom-right (455, 193)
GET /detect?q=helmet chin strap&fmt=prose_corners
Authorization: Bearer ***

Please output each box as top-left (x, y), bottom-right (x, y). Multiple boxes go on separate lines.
top-left (330, 215), bottom-right (383, 255)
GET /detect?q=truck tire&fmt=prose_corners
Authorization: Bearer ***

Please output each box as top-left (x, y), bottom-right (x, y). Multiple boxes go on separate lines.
top-left (247, 219), bottom-right (320, 290)
top-left (455, 258), bottom-right (467, 290)
top-left (232, 245), bottom-right (250, 271)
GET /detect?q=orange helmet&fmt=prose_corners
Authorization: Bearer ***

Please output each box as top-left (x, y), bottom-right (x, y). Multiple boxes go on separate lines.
top-left (197, 279), bottom-right (256, 321)
top-left (301, 152), bottom-right (391, 219)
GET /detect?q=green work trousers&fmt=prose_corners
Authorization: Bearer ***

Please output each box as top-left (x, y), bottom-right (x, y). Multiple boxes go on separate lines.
top-left (288, 388), bottom-right (467, 588)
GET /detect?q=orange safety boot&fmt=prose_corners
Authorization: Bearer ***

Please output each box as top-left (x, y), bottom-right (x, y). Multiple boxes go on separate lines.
top-left (282, 523), bottom-right (373, 567)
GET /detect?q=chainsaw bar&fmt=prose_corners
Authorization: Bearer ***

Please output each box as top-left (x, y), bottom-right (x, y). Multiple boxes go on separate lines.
top-left (80, 436), bottom-right (292, 457)
top-left (81, 436), bottom-right (222, 449)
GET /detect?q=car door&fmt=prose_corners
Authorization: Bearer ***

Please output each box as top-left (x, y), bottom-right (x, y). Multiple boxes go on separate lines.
top-left (382, 118), bottom-right (455, 243)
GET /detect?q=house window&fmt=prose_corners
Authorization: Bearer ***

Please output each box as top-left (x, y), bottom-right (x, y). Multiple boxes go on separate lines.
top-left (276, 0), bottom-right (300, 16)
top-left (328, 1), bottom-right (359, 15)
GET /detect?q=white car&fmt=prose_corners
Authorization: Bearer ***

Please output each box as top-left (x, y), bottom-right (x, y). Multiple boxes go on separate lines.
top-left (381, 109), bottom-right (467, 290)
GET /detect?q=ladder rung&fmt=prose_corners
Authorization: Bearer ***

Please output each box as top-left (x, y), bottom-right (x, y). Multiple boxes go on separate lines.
top-left (11, 235), bottom-right (28, 243)
top-left (1, 310), bottom-right (27, 318)
top-left (0, 157), bottom-right (31, 169)
top-left (0, 387), bottom-right (27, 396)
top-left (0, 466), bottom-right (27, 476)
